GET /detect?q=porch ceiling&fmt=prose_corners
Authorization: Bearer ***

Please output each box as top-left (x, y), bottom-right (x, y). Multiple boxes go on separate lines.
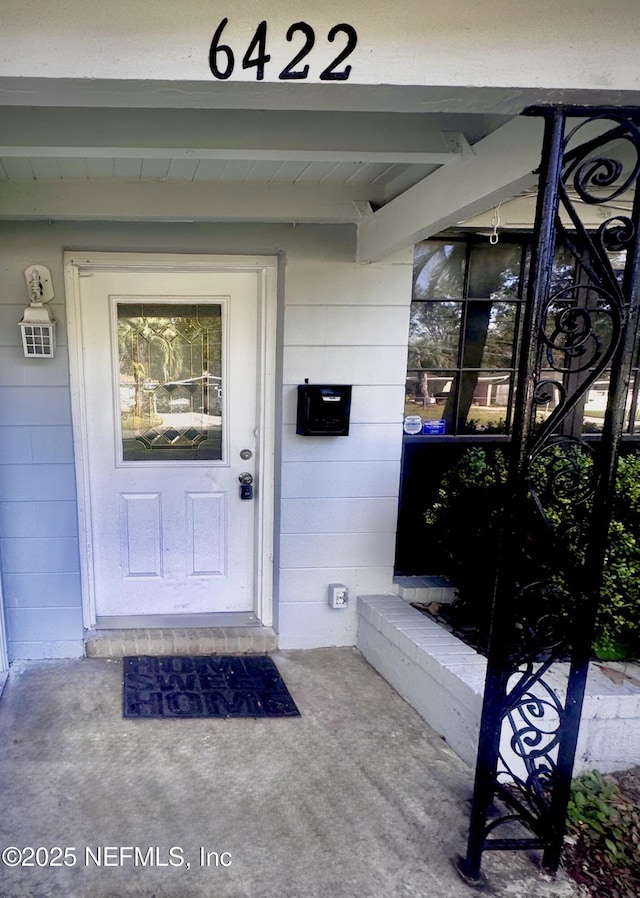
top-left (0, 107), bottom-right (466, 200)
top-left (0, 104), bottom-right (541, 259)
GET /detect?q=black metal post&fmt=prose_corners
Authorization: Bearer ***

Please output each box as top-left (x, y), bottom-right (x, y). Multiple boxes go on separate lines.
top-left (457, 104), bottom-right (640, 885)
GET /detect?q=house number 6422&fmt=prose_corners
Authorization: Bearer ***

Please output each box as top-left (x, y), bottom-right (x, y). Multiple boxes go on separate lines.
top-left (208, 19), bottom-right (358, 82)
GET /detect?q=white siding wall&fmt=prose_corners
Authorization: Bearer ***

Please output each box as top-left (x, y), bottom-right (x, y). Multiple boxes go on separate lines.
top-left (279, 254), bottom-right (412, 648)
top-left (0, 231), bottom-right (82, 658)
top-left (0, 221), bottom-right (412, 657)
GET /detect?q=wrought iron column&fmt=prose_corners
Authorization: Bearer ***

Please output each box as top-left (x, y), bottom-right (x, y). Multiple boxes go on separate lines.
top-left (457, 104), bottom-right (640, 884)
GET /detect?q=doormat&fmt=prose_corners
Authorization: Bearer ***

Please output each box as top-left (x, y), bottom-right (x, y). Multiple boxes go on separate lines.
top-left (123, 655), bottom-right (301, 719)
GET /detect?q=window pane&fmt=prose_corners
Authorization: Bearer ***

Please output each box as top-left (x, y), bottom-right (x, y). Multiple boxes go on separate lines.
top-left (467, 243), bottom-right (522, 299)
top-left (550, 243), bottom-right (576, 293)
top-left (583, 372), bottom-right (609, 433)
top-left (405, 369), bottom-right (456, 421)
top-left (522, 242), bottom-right (576, 297)
top-left (629, 376), bottom-right (640, 433)
top-left (408, 301), bottom-right (461, 368)
top-left (459, 371), bottom-right (512, 434)
top-left (584, 372), bottom-right (633, 433)
top-left (609, 249), bottom-right (627, 291)
top-left (406, 369), bottom-right (511, 434)
top-left (413, 241), bottom-right (466, 299)
top-left (117, 303), bottom-right (223, 462)
top-left (461, 301), bottom-right (518, 369)
top-left (405, 238), bottom-right (530, 437)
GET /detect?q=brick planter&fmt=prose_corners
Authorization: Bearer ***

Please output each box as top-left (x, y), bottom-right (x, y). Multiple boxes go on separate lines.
top-left (357, 594), bottom-right (640, 774)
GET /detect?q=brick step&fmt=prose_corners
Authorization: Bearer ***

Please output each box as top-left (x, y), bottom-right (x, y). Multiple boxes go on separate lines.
top-left (393, 576), bottom-right (456, 604)
top-left (85, 627), bottom-right (277, 658)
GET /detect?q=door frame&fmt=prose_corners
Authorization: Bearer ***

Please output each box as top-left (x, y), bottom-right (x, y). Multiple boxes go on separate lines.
top-left (64, 252), bottom-right (277, 630)
top-left (0, 576), bottom-right (9, 671)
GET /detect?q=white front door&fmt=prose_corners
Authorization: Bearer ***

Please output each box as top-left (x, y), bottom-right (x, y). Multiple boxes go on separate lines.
top-left (66, 254), bottom-right (276, 628)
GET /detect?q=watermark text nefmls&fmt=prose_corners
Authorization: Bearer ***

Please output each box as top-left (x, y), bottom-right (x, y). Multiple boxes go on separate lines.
top-left (0, 846), bottom-right (232, 869)
top-left (84, 846), bottom-right (233, 868)
top-left (86, 846), bottom-right (186, 867)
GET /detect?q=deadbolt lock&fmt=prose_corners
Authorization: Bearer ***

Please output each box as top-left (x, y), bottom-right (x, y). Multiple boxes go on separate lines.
top-left (239, 471), bottom-right (253, 500)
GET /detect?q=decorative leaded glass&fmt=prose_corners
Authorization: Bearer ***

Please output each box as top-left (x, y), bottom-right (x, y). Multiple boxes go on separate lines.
top-left (117, 303), bottom-right (223, 461)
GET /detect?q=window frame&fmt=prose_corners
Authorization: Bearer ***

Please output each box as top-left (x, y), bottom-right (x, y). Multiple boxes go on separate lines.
top-left (405, 234), bottom-right (640, 443)
top-left (406, 235), bottom-right (529, 438)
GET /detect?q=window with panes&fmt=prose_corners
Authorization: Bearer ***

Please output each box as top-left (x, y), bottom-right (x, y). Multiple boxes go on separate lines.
top-left (406, 237), bottom-right (640, 438)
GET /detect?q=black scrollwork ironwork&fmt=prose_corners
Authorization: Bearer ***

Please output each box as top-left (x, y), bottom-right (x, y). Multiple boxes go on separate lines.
top-left (565, 116), bottom-right (640, 205)
top-left (457, 106), bottom-right (640, 886)
top-left (598, 215), bottom-right (635, 252)
top-left (529, 438), bottom-right (597, 507)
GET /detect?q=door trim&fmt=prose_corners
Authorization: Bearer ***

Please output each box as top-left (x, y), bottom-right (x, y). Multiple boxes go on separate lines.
top-left (0, 576), bottom-right (9, 670)
top-left (64, 252), bottom-right (277, 630)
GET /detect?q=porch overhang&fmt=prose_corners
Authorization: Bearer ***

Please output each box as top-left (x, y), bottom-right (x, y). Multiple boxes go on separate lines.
top-left (3, 83), bottom-right (640, 261)
top-left (0, 101), bottom-right (530, 255)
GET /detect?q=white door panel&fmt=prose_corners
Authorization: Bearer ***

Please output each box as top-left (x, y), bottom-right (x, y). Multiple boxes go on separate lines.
top-left (78, 268), bottom-right (259, 618)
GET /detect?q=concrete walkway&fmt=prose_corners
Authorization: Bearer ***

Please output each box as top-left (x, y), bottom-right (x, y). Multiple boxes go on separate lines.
top-left (0, 648), bottom-right (580, 898)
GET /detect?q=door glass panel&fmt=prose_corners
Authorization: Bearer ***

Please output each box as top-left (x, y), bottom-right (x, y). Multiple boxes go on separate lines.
top-left (117, 303), bottom-right (223, 461)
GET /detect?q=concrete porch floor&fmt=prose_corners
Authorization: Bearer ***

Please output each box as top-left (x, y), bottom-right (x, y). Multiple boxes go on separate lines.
top-left (0, 648), bottom-right (580, 898)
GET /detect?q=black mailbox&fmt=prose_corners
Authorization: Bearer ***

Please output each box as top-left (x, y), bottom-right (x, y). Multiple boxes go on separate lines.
top-left (296, 384), bottom-right (352, 436)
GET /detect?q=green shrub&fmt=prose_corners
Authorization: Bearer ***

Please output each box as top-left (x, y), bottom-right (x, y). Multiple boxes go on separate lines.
top-left (424, 448), bottom-right (507, 649)
top-left (426, 448), bottom-right (640, 660)
top-left (567, 770), bottom-right (640, 876)
top-left (567, 770), bottom-right (621, 842)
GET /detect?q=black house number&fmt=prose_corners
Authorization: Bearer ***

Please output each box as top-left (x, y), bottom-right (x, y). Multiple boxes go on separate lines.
top-left (208, 19), bottom-right (358, 82)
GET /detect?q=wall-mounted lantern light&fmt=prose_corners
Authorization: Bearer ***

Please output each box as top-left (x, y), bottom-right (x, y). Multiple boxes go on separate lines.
top-left (19, 265), bottom-right (56, 358)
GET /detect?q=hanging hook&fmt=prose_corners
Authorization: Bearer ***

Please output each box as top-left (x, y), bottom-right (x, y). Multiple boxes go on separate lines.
top-left (489, 204), bottom-right (501, 245)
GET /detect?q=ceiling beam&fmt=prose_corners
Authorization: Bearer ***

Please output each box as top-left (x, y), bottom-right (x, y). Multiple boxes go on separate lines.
top-left (356, 116), bottom-right (545, 262)
top-left (0, 107), bottom-right (472, 165)
top-left (0, 179), bottom-right (375, 223)
top-left (0, 145), bottom-right (455, 165)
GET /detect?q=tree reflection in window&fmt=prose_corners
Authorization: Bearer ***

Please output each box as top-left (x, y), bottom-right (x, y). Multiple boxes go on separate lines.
top-left (407, 240), bottom-right (525, 434)
top-left (117, 303), bottom-right (223, 461)
top-left (406, 238), bottom-right (637, 436)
